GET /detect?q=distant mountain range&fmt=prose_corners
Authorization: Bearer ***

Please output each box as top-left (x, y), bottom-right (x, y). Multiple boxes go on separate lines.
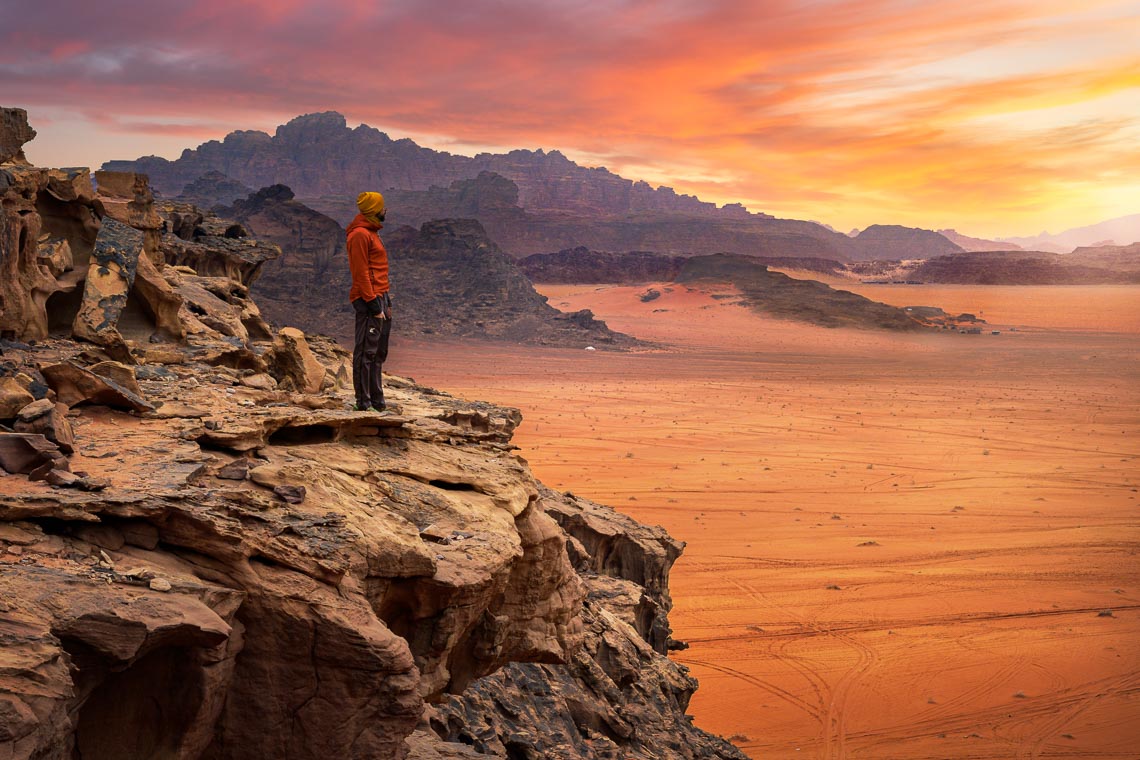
top-left (102, 112), bottom-right (959, 262)
top-left (105, 111), bottom-right (1134, 262)
top-left (996, 214), bottom-right (1140, 253)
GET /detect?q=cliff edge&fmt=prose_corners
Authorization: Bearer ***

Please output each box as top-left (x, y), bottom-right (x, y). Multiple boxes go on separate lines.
top-left (1, 107), bottom-right (744, 759)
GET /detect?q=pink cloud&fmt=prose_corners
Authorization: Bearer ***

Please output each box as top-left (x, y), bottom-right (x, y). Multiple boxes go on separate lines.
top-left (4, 0), bottom-right (1136, 235)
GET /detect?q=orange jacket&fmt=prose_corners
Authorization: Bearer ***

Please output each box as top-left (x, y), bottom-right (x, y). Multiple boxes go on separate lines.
top-left (346, 214), bottom-right (389, 302)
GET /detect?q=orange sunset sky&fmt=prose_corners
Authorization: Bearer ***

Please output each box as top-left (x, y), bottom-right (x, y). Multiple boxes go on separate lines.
top-left (4, 0), bottom-right (1138, 237)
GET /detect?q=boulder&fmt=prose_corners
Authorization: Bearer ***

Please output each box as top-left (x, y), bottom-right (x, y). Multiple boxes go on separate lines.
top-left (0, 377), bottom-right (35, 418)
top-left (71, 218), bottom-right (143, 362)
top-left (269, 327), bottom-right (325, 394)
top-left (0, 432), bottom-right (65, 474)
top-left (88, 361), bottom-right (144, 398)
top-left (40, 362), bottom-right (154, 412)
top-left (94, 170), bottom-right (164, 235)
top-left (13, 401), bottom-right (75, 454)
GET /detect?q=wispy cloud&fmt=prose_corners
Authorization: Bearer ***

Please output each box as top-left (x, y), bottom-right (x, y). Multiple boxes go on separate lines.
top-left (5, 0), bottom-right (1137, 235)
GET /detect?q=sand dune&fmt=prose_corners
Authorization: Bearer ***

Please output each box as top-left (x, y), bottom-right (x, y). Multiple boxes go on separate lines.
top-left (390, 283), bottom-right (1140, 758)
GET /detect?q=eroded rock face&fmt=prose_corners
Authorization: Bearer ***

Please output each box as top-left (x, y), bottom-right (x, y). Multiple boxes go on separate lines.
top-left (71, 218), bottom-right (143, 362)
top-left (1, 107), bottom-right (36, 164)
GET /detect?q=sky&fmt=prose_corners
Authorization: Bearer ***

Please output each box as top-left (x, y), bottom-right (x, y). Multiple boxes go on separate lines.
top-left (3, 0), bottom-right (1138, 238)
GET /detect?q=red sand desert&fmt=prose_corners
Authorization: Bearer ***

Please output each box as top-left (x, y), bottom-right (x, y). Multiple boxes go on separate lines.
top-left (391, 282), bottom-right (1139, 759)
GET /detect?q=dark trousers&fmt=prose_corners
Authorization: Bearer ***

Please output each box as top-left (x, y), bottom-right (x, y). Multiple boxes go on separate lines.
top-left (352, 296), bottom-right (391, 408)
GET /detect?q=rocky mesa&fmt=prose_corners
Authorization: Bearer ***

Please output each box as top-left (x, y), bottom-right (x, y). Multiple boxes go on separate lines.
top-left (1, 107), bottom-right (744, 759)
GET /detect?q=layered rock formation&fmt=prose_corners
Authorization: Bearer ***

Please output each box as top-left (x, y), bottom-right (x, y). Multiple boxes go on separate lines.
top-left (2, 109), bottom-right (742, 760)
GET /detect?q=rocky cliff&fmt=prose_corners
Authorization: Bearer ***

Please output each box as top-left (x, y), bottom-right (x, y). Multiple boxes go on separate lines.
top-left (2, 107), bottom-right (743, 760)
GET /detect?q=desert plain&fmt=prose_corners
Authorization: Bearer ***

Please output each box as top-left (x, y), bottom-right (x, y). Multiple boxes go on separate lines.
top-left (391, 281), bottom-right (1140, 759)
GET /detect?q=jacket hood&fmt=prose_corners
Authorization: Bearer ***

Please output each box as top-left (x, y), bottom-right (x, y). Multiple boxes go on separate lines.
top-left (347, 213), bottom-right (383, 234)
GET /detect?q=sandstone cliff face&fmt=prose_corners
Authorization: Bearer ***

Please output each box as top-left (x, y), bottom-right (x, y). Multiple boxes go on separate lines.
top-left (2, 109), bottom-right (743, 760)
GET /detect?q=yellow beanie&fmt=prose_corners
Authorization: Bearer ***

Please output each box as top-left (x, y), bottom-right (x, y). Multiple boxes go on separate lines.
top-left (356, 191), bottom-right (386, 216)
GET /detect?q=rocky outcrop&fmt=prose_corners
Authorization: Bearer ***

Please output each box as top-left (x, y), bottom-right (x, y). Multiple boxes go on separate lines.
top-left (427, 488), bottom-right (746, 759)
top-left (909, 249), bottom-right (1140, 285)
top-left (678, 254), bottom-right (925, 330)
top-left (848, 224), bottom-right (964, 261)
top-left (2, 110), bottom-right (745, 760)
top-left (1, 107), bottom-right (36, 165)
top-left (385, 219), bottom-right (636, 347)
top-left (212, 184), bottom-right (349, 331)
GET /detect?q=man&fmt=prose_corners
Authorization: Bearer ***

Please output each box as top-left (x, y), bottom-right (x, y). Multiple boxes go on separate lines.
top-left (346, 191), bottom-right (392, 411)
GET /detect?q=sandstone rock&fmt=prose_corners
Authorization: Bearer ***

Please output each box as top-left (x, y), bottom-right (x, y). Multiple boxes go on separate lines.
top-left (215, 458), bottom-right (250, 480)
top-left (14, 397), bottom-right (53, 421)
top-left (71, 217), bottom-right (143, 361)
top-left (94, 170), bottom-right (164, 234)
top-left (269, 327), bottom-right (325, 394)
top-left (14, 401), bottom-right (75, 454)
top-left (88, 361), bottom-right (144, 397)
top-left (36, 233), bottom-right (74, 278)
top-left (132, 253), bottom-right (187, 340)
top-left (40, 362), bottom-right (154, 412)
top-left (239, 372), bottom-right (277, 390)
top-left (177, 170), bottom-right (254, 208)
top-left (0, 432), bottom-right (63, 474)
top-left (0, 107), bottom-right (35, 164)
top-left (0, 377), bottom-right (35, 418)
top-left (0, 167), bottom-right (62, 341)
top-left (273, 483), bottom-right (306, 504)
